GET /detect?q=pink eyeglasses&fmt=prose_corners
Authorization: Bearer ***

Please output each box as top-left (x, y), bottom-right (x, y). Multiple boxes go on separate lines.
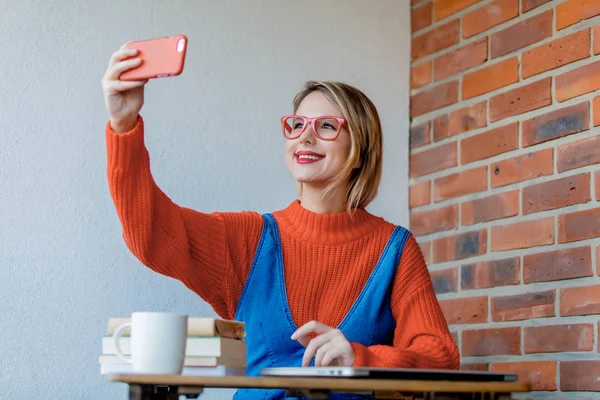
top-left (281, 115), bottom-right (346, 141)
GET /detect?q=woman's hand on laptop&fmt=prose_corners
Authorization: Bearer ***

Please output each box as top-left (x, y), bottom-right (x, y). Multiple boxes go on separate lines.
top-left (291, 320), bottom-right (355, 367)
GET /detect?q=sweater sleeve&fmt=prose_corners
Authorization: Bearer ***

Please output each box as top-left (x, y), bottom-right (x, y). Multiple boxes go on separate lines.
top-left (350, 234), bottom-right (460, 369)
top-left (105, 116), bottom-right (263, 319)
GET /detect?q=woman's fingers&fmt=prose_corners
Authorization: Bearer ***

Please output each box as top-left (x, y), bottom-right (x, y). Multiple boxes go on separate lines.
top-left (108, 47), bottom-right (138, 68)
top-left (104, 79), bottom-right (148, 94)
top-left (104, 57), bottom-right (142, 82)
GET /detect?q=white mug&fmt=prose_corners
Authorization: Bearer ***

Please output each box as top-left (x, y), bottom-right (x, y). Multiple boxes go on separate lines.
top-left (113, 311), bottom-right (188, 374)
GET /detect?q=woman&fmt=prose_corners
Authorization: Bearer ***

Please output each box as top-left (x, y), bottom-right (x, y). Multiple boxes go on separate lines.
top-left (102, 45), bottom-right (460, 399)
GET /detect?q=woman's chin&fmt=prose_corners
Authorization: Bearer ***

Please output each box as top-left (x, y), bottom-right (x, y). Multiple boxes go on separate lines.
top-left (294, 178), bottom-right (329, 189)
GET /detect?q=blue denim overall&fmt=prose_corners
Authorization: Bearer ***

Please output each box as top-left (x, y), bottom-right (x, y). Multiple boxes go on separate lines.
top-left (234, 214), bottom-right (410, 399)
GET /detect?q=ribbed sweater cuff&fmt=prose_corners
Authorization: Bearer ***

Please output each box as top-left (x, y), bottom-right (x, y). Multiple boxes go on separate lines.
top-left (351, 342), bottom-right (372, 367)
top-left (105, 116), bottom-right (146, 170)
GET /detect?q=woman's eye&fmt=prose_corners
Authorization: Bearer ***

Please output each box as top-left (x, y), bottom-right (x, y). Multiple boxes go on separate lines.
top-left (323, 123), bottom-right (335, 129)
top-left (293, 122), bottom-right (304, 130)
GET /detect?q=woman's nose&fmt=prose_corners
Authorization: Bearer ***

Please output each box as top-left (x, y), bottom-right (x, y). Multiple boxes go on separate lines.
top-left (298, 122), bottom-right (316, 143)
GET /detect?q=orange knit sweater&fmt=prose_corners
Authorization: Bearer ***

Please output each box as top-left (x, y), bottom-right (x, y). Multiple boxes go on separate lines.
top-left (106, 116), bottom-right (460, 369)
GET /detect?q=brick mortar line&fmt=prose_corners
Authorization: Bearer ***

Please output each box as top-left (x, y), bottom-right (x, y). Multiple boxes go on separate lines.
top-left (554, 220), bottom-right (560, 316)
top-left (486, 93), bottom-right (492, 140)
top-left (457, 6), bottom-right (464, 49)
top-left (414, 205), bottom-right (565, 230)
top-left (411, 0), bottom-right (545, 43)
top-left (551, 1), bottom-right (600, 36)
top-left (410, 2), bottom-right (567, 71)
top-left (593, 227), bottom-right (599, 276)
top-left (413, 202), bottom-right (598, 235)
top-left (461, 354), bottom-right (594, 365)
top-left (409, 164), bottom-right (599, 215)
top-left (552, 0), bottom-right (558, 37)
top-left (461, 351), bottom-right (598, 368)
top-left (457, 193), bottom-right (462, 233)
top-left (588, 78), bottom-right (594, 126)
top-left (416, 58), bottom-right (595, 111)
top-left (409, 129), bottom-right (599, 185)
top-left (447, 315), bottom-right (600, 330)
top-left (427, 167), bottom-right (434, 205)
top-left (410, 166), bottom-right (598, 213)
top-left (520, 320), bottom-right (524, 357)
top-left (487, 290), bottom-right (492, 324)
top-left (416, 205), bottom-right (598, 247)
top-left (485, 141), bottom-right (491, 189)
top-left (517, 52), bottom-right (522, 83)
top-left (550, 72), bottom-right (559, 138)
top-left (463, 340), bottom-right (594, 353)
top-left (413, 16), bottom-right (600, 81)
top-left (455, 124), bottom-right (462, 166)
top-left (411, 54), bottom-right (600, 125)
top-left (592, 18), bottom-right (597, 58)
top-left (411, 114), bottom-right (589, 158)
top-left (409, 148), bottom-right (600, 200)
top-left (518, 0), bottom-right (523, 23)
top-left (456, 258), bottom-right (462, 297)
top-left (460, 353), bottom-right (600, 362)
top-left (427, 242), bottom-right (433, 265)
top-left (486, 173), bottom-right (492, 259)
top-left (514, 393), bottom-right (598, 400)
top-left (410, 88), bottom-right (598, 147)
top-left (432, 262), bottom-right (598, 282)
top-left (456, 328), bottom-right (461, 358)
top-left (410, 0), bottom-right (432, 11)
top-left (518, 185), bottom-right (523, 217)
top-left (557, 358), bottom-right (562, 394)
top-left (410, 0), bottom-right (494, 38)
top-left (427, 114), bottom-right (433, 144)
top-left (519, 252), bottom-right (524, 293)
top-left (511, 394), bottom-right (582, 400)
top-left (595, 322), bottom-right (599, 362)
top-left (411, 24), bottom-right (600, 97)
top-left (449, 274), bottom-right (599, 295)
top-left (436, 276), bottom-right (600, 301)
top-left (428, 237), bottom-right (600, 264)
top-left (553, 132), bottom-right (559, 176)
top-left (424, 237), bottom-right (600, 271)
top-left (410, 1), bottom-right (600, 69)
top-left (427, 56), bottom-right (434, 92)
top-left (410, 118), bottom-right (592, 160)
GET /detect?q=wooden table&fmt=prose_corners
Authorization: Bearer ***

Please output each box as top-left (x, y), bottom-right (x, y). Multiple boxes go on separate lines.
top-left (107, 373), bottom-right (530, 400)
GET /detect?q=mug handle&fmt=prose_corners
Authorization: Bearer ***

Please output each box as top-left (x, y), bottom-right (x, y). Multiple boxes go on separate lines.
top-left (113, 322), bottom-right (133, 364)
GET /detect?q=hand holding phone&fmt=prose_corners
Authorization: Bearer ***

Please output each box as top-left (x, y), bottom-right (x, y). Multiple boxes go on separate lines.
top-left (120, 35), bottom-right (188, 81)
top-left (101, 35), bottom-right (188, 133)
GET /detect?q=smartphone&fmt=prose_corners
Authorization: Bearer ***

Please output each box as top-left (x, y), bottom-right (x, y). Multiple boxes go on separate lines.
top-left (120, 34), bottom-right (187, 81)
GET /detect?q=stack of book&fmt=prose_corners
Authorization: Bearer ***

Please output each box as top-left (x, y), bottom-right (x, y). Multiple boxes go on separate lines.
top-left (99, 316), bottom-right (247, 376)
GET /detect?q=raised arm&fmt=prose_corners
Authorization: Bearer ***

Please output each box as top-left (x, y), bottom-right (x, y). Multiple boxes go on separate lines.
top-left (102, 44), bottom-right (263, 319)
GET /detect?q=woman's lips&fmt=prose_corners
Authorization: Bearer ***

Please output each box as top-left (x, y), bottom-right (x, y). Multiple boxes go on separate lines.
top-left (295, 151), bottom-right (325, 164)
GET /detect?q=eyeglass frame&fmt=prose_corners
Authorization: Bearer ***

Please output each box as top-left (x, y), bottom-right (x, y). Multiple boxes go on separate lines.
top-left (280, 115), bottom-right (346, 141)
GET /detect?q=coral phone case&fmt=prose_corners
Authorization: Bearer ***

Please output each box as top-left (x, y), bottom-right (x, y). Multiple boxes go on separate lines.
top-left (120, 34), bottom-right (187, 81)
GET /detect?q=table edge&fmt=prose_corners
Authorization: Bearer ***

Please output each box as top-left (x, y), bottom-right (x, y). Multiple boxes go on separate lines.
top-left (107, 374), bottom-right (531, 393)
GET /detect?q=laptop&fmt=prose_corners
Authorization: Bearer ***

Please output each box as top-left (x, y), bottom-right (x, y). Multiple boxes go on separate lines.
top-left (260, 367), bottom-right (518, 382)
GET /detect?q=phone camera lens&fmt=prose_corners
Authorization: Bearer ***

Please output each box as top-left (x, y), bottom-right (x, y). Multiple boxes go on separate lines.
top-left (177, 38), bottom-right (185, 52)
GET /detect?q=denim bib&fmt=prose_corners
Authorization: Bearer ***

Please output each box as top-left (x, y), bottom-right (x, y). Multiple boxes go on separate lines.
top-left (234, 214), bottom-right (409, 399)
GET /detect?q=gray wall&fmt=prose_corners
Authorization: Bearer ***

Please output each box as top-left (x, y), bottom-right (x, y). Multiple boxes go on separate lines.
top-left (0, 0), bottom-right (410, 398)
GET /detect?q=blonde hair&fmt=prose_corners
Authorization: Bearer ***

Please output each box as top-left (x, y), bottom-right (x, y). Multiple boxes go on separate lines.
top-left (292, 80), bottom-right (383, 213)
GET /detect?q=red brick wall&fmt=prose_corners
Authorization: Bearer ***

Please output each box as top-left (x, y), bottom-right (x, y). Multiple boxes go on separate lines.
top-left (410, 0), bottom-right (600, 395)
